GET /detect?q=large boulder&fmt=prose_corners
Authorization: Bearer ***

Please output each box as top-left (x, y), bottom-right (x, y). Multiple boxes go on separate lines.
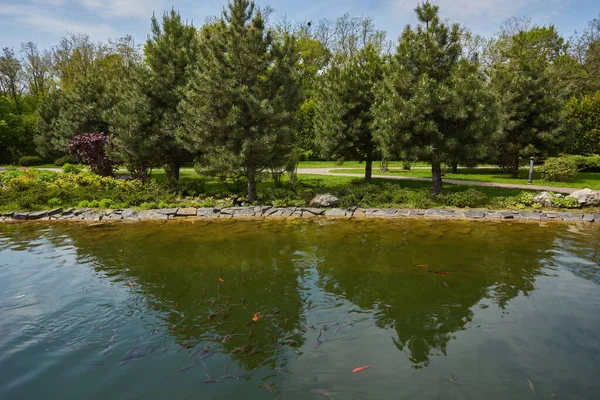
top-left (532, 192), bottom-right (553, 207)
top-left (308, 193), bottom-right (340, 208)
top-left (567, 188), bottom-right (600, 207)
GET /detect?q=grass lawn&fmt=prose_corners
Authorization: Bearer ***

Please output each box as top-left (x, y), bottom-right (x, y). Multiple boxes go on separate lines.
top-left (329, 168), bottom-right (600, 190)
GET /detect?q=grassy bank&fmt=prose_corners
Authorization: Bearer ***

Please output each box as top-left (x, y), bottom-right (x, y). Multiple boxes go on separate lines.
top-left (329, 168), bottom-right (600, 190)
top-left (1, 167), bottom-right (590, 213)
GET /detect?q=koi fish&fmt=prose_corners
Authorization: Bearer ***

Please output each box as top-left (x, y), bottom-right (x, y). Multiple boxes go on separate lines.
top-left (128, 282), bottom-right (133, 286)
top-left (220, 375), bottom-right (237, 380)
top-left (352, 365), bottom-right (372, 373)
top-left (218, 278), bottom-right (225, 283)
top-left (179, 364), bottom-right (195, 372)
top-left (430, 271), bottom-right (450, 275)
top-left (99, 344), bottom-right (115, 356)
top-left (265, 383), bottom-right (276, 392)
top-left (311, 389), bottom-right (334, 399)
top-left (415, 264), bottom-right (427, 268)
top-left (526, 377), bottom-right (535, 392)
top-left (253, 313), bottom-right (261, 321)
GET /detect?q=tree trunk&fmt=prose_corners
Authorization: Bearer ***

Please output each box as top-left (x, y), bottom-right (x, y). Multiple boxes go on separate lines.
top-left (451, 161), bottom-right (458, 174)
top-left (431, 158), bottom-right (444, 196)
top-left (247, 170), bottom-right (257, 203)
top-left (511, 155), bottom-right (519, 179)
top-left (165, 162), bottom-right (180, 183)
top-left (365, 158), bottom-right (373, 183)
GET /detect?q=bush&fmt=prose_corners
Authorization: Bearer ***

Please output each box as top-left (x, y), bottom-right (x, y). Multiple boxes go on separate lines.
top-left (54, 155), bottom-right (78, 166)
top-left (552, 195), bottom-right (580, 209)
top-left (68, 133), bottom-right (114, 177)
top-left (539, 157), bottom-right (578, 182)
top-left (437, 189), bottom-right (487, 208)
top-left (62, 163), bottom-right (85, 175)
top-left (98, 198), bottom-right (113, 208)
top-left (18, 156), bottom-right (43, 166)
top-left (47, 198), bottom-right (62, 207)
top-left (563, 154), bottom-right (600, 172)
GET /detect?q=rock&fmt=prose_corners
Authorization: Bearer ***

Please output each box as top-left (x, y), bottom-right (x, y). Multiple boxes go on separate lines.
top-left (520, 212), bottom-right (540, 221)
top-left (301, 208), bottom-right (326, 215)
top-left (353, 208), bottom-right (366, 217)
top-left (558, 212), bottom-right (583, 221)
top-left (425, 209), bottom-right (454, 218)
top-left (138, 210), bottom-right (168, 220)
top-left (48, 208), bottom-right (63, 216)
top-left (568, 188), bottom-right (600, 207)
top-left (366, 209), bottom-right (398, 217)
top-left (156, 208), bottom-right (178, 216)
top-left (2, 211), bottom-right (15, 217)
top-left (582, 214), bottom-right (595, 222)
top-left (308, 194), bottom-right (339, 208)
top-left (346, 206), bottom-right (358, 212)
top-left (121, 209), bottom-right (139, 219)
top-left (500, 212), bottom-right (515, 219)
top-left (63, 208), bottom-right (75, 215)
top-left (176, 207), bottom-right (197, 216)
top-left (464, 210), bottom-right (485, 218)
top-left (196, 208), bottom-right (216, 217)
top-left (324, 208), bottom-right (347, 217)
top-left (28, 211), bottom-right (48, 220)
top-left (104, 213), bottom-right (123, 220)
top-left (74, 209), bottom-right (87, 216)
top-left (532, 192), bottom-right (553, 207)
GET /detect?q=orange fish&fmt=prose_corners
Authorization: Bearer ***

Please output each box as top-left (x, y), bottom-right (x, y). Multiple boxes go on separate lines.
top-left (352, 365), bottom-right (372, 373)
top-left (128, 282), bottom-right (133, 286)
top-left (434, 271), bottom-right (450, 275)
top-left (252, 313), bottom-right (260, 322)
top-left (218, 278), bottom-right (225, 283)
top-left (415, 264), bottom-right (427, 268)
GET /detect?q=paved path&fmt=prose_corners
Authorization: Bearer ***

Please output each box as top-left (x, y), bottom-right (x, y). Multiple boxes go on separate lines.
top-left (297, 168), bottom-right (582, 194)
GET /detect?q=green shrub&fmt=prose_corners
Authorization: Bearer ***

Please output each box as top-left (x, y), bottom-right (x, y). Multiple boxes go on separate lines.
top-left (78, 200), bottom-right (90, 208)
top-left (47, 198), bottom-right (62, 207)
top-left (437, 189), bottom-right (487, 208)
top-left (552, 194), bottom-right (580, 209)
top-left (19, 156), bottom-right (43, 166)
top-left (139, 201), bottom-right (159, 210)
top-left (563, 154), bottom-right (600, 172)
top-left (54, 155), bottom-right (77, 166)
top-left (98, 198), bottom-right (113, 208)
top-left (62, 163), bottom-right (84, 175)
top-left (539, 157), bottom-right (578, 182)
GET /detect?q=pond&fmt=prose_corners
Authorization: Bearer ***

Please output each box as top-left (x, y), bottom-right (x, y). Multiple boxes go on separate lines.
top-left (1, 219), bottom-right (599, 399)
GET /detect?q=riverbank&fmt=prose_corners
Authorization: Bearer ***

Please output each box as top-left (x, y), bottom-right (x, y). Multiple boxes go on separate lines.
top-left (1, 206), bottom-right (599, 224)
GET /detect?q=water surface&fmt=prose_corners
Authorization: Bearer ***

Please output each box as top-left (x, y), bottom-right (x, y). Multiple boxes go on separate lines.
top-left (1, 219), bottom-right (599, 399)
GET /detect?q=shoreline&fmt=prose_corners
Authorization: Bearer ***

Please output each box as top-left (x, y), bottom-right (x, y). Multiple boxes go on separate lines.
top-left (1, 206), bottom-right (599, 224)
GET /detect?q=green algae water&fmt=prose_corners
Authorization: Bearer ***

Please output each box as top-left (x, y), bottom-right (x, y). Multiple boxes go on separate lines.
top-left (1, 219), bottom-right (600, 400)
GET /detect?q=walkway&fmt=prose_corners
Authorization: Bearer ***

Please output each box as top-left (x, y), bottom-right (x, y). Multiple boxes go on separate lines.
top-left (297, 168), bottom-right (582, 194)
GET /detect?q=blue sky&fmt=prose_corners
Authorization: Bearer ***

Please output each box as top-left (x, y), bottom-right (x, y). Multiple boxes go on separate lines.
top-left (0, 0), bottom-right (598, 51)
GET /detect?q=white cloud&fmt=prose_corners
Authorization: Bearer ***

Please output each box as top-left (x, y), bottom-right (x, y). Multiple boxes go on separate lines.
top-left (381, 0), bottom-right (567, 37)
top-left (77, 0), bottom-right (163, 20)
top-left (0, 4), bottom-right (117, 42)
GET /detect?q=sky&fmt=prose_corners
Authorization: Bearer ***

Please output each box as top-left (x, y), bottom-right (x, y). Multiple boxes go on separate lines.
top-left (0, 0), bottom-right (598, 51)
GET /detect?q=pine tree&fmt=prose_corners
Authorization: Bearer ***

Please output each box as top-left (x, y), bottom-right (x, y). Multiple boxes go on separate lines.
top-left (372, 2), bottom-right (498, 195)
top-left (179, 0), bottom-right (301, 202)
top-left (313, 44), bottom-right (384, 181)
top-left (144, 9), bottom-right (199, 182)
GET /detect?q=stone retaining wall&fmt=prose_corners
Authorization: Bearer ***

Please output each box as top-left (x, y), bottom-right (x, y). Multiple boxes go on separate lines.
top-left (1, 207), bottom-right (599, 223)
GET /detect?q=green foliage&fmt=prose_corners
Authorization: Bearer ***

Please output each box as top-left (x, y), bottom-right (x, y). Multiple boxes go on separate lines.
top-left (54, 155), bottom-right (74, 166)
top-left (563, 154), bottom-right (600, 172)
top-left (436, 189), bottom-right (487, 208)
top-left (61, 163), bottom-right (84, 174)
top-left (296, 99), bottom-right (321, 160)
top-left (373, 3), bottom-right (498, 195)
top-left (179, 0), bottom-right (302, 202)
top-left (18, 156), bottom-right (42, 166)
top-left (564, 92), bottom-right (600, 155)
top-left (552, 194), bottom-right (580, 208)
top-left (488, 25), bottom-right (568, 177)
top-left (314, 44), bottom-right (384, 181)
top-left (47, 198), bottom-right (62, 207)
top-left (539, 157), bottom-right (578, 182)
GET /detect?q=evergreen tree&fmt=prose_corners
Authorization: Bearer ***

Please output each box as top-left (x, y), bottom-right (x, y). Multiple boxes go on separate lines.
top-left (488, 25), bottom-right (568, 177)
top-left (179, 0), bottom-right (301, 202)
top-left (313, 44), bottom-right (384, 181)
top-left (144, 9), bottom-right (199, 182)
top-left (373, 2), bottom-right (498, 194)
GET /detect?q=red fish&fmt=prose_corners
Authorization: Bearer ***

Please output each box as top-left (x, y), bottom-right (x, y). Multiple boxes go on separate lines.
top-left (352, 365), bottom-right (372, 373)
top-left (128, 282), bottom-right (133, 286)
top-left (218, 278), bottom-right (225, 283)
top-left (252, 313), bottom-right (261, 322)
top-left (415, 264), bottom-right (427, 268)
top-left (431, 271), bottom-right (450, 275)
